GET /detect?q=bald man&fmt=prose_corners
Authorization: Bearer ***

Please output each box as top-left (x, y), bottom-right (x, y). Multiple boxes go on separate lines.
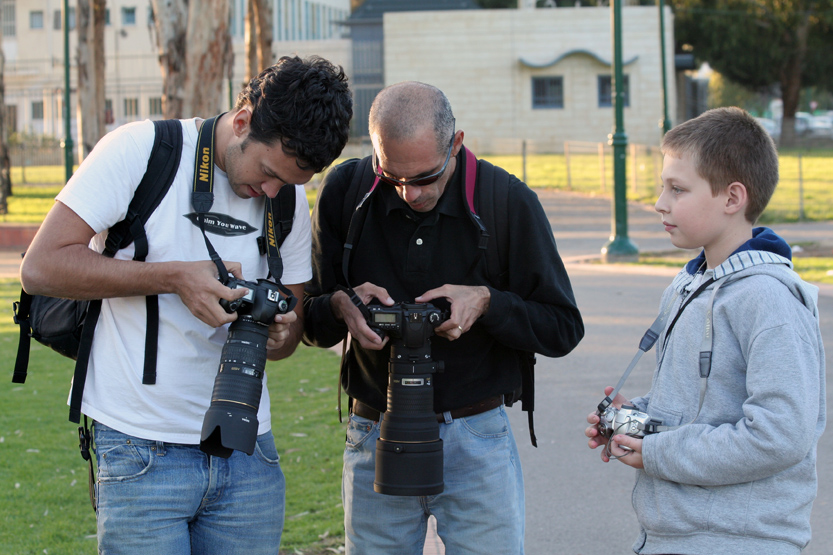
top-left (303, 82), bottom-right (584, 554)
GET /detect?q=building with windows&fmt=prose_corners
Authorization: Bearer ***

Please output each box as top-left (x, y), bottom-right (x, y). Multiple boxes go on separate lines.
top-left (383, 5), bottom-right (676, 150)
top-left (341, 0), bottom-right (479, 137)
top-left (0, 0), bottom-right (678, 156)
top-left (0, 0), bottom-right (350, 144)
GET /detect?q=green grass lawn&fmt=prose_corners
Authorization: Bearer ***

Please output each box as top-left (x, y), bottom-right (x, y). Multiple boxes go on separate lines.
top-left (0, 278), bottom-right (345, 554)
top-left (2, 150), bottom-right (831, 552)
top-left (7, 149), bottom-right (833, 223)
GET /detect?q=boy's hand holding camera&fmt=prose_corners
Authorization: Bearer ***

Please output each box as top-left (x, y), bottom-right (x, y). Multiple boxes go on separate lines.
top-left (585, 386), bottom-right (644, 469)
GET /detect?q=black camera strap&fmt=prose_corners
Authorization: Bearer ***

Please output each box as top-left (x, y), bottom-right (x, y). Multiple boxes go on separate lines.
top-left (193, 115), bottom-right (231, 284)
top-left (192, 115), bottom-right (289, 287)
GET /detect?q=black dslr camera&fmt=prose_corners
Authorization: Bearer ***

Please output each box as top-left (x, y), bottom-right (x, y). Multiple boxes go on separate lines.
top-left (200, 277), bottom-right (296, 458)
top-left (365, 302), bottom-right (448, 496)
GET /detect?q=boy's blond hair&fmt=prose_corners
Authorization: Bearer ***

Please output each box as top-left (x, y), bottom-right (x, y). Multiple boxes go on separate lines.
top-left (661, 107), bottom-right (778, 223)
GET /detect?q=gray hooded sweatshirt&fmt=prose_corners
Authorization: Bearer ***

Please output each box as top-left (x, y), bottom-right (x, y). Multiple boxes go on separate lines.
top-left (630, 228), bottom-right (826, 555)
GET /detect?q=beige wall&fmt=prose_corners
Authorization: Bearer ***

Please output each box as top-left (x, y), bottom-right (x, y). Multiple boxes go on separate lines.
top-left (383, 6), bottom-right (675, 151)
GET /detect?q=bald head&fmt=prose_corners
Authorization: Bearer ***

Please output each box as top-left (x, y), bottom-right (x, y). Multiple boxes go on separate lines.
top-left (369, 82), bottom-right (455, 156)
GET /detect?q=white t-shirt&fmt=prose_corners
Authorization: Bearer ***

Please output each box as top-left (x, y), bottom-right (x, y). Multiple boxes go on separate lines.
top-left (57, 118), bottom-right (312, 443)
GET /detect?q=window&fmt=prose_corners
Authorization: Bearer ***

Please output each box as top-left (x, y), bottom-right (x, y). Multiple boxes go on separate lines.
top-left (149, 97), bottom-right (163, 116)
top-left (598, 75), bottom-right (629, 108)
top-left (5, 104), bottom-right (17, 133)
top-left (29, 10), bottom-right (43, 29)
top-left (31, 101), bottom-right (44, 120)
top-left (53, 7), bottom-right (75, 30)
top-left (104, 8), bottom-right (110, 25)
top-left (2, 0), bottom-right (16, 37)
top-left (121, 6), bottom-right (136, 25)
top-left (124, 98), bottom-right (139, 118)
top-left (532, 76), bottom-right (564, 109)
top-left (104, 99), bottom-right (114, 124)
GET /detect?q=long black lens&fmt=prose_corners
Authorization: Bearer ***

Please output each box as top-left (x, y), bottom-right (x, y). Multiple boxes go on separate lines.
top-left (200, 317), bottom-right (269, 458)
top-left (374, 342), bottom-right (443, 496)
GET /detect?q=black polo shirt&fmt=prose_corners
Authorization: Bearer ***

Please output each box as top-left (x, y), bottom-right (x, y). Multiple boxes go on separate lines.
top-left (304, 149), bottom-right (583, 413)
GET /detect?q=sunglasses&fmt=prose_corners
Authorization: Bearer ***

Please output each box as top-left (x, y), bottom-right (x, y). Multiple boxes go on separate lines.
top-left (372, 123), bottom-right (456, 187)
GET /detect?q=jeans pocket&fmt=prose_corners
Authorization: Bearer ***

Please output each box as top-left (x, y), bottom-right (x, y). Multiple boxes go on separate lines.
top-left (97, 443), bottom-right (155, 482)
top-left (460, 407), bottom-right (509, 439)
top-left (345, 415), bottom-right (375, 450)
top-left (254, 433), bottom-right (281, 466)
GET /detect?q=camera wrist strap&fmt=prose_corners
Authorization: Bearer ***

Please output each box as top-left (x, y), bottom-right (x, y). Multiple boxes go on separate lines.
top-left (601, 276), bottom-right (726, 433)
top-left (192, 114), bottom-right (286, 286)
top-left (597, 289), bottom-right (681, 413)
top-left (599, 275), bottom-right (719, 413)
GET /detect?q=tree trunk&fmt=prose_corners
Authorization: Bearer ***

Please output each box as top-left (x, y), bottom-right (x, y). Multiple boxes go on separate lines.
top-left (0, 34), bottom-right (10, 215)
top-left (76, 0), bottom-right (107, 161)
top-left (245, 0), bottom-right (272, 83)
top-left (778, 12), bottom-right (811, 148)
top-left (151, 0), bottom-right (189, 118)
top-left (254, 0), bottom-right (273, 71)
top-left (182, 0), bottom-right (230, 117)
top-left (245, 0), bottom-right (259, 82)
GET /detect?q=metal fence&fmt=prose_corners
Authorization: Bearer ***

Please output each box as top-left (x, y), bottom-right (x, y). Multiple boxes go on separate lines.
top-left (8, 144), bottom-right (65, 184)
top-left (474, 139), bottom-right (833, 223)
top-left (8, 140), bottom-right (833, 223)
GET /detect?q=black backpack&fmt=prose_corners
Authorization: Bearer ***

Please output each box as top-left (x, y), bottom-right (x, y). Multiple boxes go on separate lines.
top-left (12, 119), bottom-right (298, 424)
top-left (13, 119), bottom-right (185, 422)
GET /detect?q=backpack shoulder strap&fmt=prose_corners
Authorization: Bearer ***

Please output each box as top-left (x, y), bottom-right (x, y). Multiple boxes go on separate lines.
top-left (11, 286), bottom-right (33, 384)
top-left (340, 157), bottom-right (376, 286)
top-left (341, 157), bottom-right (374, 238)
top-left (473, 155), bottom-right (538, 447)
top-left (275, 184), bottom-right (296, 247)
top-left (105, 119), bottom-right (184, 259)
top-left (69, 119), bottom-right (184, 423)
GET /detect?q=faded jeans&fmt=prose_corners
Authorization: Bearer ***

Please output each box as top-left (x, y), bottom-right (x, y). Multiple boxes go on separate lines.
top-left (93, 422), bottom-right (285, 555)
top-left (343, 406), bottom-right (525, 555)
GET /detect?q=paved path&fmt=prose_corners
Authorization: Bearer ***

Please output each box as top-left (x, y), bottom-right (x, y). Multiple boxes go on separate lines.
top-left (3, 191), bottom-right (831, 555)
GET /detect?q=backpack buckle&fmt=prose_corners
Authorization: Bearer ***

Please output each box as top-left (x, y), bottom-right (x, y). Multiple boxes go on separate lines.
top-left (78, 425), bottom-right (92, 462)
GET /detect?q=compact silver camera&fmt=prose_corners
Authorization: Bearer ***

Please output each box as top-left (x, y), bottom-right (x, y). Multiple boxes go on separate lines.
top-left (597, 404), bottom-right (663, 439)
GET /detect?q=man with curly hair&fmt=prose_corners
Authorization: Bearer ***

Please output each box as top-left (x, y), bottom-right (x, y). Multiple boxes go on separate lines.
top-left (21, 56), bottom-right (352, 555)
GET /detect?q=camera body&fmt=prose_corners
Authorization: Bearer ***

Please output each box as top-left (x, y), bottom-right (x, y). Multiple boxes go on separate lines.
top-left (367, 303), bottom-right (445, 345)
top-left (220, 277), bottom-right (293, 324)
top-left (597, 403), bottom-right (663, 439)
top-left (365, 302), bottom-right (448, 496)
top-left (200, 277), bottom-right (297, 458)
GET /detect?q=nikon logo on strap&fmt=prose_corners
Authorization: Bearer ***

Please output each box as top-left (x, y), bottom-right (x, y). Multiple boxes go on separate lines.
top-left (266, 211), bottom-right (278, 248)
top-left (198, 147), bottom-right (211, 184)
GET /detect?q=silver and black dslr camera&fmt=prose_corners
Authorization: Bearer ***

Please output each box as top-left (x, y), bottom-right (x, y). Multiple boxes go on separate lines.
top-left (596, 400), bottom-right (663, 439)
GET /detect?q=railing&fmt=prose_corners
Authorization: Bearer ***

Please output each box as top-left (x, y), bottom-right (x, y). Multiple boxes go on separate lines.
top-left (8, 139), bottom-right (833, 223)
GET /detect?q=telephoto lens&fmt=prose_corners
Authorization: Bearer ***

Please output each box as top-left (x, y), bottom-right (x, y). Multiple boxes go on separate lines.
top-left (200, 316), bottom-right (270, 458)
top-left (370, 303), bottom-right (446, 496)
top-left (200, 278), bottom-right (295, 458)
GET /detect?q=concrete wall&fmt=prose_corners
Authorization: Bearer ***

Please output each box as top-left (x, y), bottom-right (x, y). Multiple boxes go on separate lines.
top-left (383, 6), bottom-right (675, 151)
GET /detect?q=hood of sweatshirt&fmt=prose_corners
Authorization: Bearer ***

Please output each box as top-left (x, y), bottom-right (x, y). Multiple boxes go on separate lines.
top-left (674, 227), bottom-right (818, 314)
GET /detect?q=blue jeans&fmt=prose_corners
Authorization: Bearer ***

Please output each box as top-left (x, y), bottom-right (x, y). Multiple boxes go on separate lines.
top-left (93, 422), bottom-right (285, 555)
top-left (343, 406), bottom-right (525, 555)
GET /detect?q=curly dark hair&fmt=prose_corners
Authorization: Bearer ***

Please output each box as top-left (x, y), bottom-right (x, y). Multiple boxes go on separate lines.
top-left (235, 55), bottom-right (352, 173)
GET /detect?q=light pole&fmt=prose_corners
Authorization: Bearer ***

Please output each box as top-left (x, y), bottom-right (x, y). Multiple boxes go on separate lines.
top-left (602, 0), bottom-right (638, 261)
top-left (658, 0), bottom-right (671, 135)
top-left (62, 0), bottom-right (74, 182)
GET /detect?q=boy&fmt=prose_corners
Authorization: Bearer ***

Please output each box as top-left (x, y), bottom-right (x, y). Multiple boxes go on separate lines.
top-left (585, 107), bottom-right (826, 554)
